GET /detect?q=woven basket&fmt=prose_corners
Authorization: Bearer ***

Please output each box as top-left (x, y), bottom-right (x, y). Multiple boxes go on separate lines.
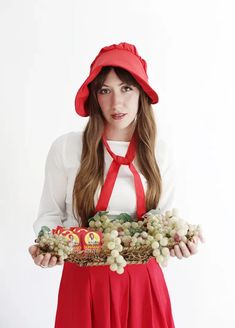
top-left (66, 244), bottom-right (154, 266)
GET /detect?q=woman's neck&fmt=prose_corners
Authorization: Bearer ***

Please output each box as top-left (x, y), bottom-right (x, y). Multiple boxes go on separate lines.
top-left (104, 124), bottom-right (136, 141)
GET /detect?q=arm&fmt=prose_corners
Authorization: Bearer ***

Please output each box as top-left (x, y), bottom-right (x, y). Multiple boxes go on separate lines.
top-left (156, 139), bottom-right (204, 259)
top-left (33, 134), bottom-right (68, 236)
top-left (29, 134), bottom-right (68, 267)
top-left (156, 139), bottom-right (177, 213)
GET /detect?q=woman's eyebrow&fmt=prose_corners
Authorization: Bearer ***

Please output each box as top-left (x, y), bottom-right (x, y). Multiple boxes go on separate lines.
top-left (102, 82), bottom-right (128, 87)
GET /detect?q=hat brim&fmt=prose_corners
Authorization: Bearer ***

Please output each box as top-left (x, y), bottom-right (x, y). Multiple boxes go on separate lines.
top-left (75, 50), bottom-right (159, 117)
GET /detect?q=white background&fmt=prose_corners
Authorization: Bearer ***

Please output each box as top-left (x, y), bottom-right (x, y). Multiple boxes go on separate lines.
top-left (1, 0), bottom-right (235, 327)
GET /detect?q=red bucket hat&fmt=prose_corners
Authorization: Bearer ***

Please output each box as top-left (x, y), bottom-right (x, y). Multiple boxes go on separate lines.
top-left (75, 42), bottom-right (159, 117)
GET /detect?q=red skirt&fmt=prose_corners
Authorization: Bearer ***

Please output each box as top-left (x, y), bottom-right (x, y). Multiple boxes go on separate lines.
top-left (54, 258), bottom-right (175, 328)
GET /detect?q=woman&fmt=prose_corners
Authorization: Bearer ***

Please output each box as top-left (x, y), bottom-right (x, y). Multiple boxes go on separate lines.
top-left (29, 42), bottom-right (201, 328)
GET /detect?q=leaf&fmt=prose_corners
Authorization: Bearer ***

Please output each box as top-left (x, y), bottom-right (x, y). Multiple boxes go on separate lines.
top-left (88, 211), bottom-right (110, 223)
top-left (88, 216), bottom-right (95, 223)
top-left (129, 227), bottom-right (142, 236)
top-left (97, 211), bottom-right (109, 216)
top-left (116, 213), bottom-right (133, 222)
top-left (146, 209), bottom-right (161, 216)
top-left (38, 226), bottom-right (51, 238)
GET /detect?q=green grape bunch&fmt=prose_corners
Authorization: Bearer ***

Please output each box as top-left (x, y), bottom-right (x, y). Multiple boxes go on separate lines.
top-left (88, 209), bottom-right (203, 272)
top-left (36, 226), bottom-right (74, 260)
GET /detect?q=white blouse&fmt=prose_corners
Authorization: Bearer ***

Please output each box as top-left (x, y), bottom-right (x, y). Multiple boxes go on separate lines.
top-left (33, 131), bottom-right (176, 236)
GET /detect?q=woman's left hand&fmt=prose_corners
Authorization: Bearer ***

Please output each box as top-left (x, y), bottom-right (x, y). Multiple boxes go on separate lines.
top-left (170, 233), bottom-right (205, 259)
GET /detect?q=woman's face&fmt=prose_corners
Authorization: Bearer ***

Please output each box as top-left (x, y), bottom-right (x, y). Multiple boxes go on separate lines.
top-left (96, 68), bottom-right (140, 134)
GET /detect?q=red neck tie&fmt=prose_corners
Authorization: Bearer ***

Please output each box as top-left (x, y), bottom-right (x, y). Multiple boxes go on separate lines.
top-left (95, 132), bottom-right (146, 220)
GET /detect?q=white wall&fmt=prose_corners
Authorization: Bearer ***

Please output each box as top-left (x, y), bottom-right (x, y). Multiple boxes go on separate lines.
top-left (1, 0), bottom-right (234, 327)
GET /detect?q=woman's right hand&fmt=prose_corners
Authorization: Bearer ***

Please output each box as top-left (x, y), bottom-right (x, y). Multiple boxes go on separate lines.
top-left (28, 245), bottom-right (64, 268)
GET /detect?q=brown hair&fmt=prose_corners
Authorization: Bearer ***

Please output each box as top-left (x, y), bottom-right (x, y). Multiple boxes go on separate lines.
top-left (72, 66), bottom-right (162, 227)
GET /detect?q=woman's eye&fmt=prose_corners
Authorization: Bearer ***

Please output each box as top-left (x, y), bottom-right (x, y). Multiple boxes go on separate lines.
top-left (122, 85), bottom-right (132, 92)
top-left (98, 88), bottom-right (110, 95)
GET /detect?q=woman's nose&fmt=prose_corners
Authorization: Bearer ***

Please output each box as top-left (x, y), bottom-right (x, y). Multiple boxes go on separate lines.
top-left (111, 91), bottom-right (122, 109)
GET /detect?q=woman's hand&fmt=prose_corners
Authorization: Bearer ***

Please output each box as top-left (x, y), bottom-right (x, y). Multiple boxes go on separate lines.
top-left (28, 245), bottom-right (64, 268)
top-left (170, 232), bottom-right (205, 259)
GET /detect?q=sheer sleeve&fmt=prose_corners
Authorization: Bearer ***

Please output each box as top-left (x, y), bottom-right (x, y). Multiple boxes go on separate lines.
top-left (156, 139), bottom-right (177, 214)
top-left (33, 135), bottom-right (68, 237)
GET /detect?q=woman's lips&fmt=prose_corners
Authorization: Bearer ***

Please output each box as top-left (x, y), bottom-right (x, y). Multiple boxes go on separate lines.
top-left (111, 113), bottom-right (127, 120)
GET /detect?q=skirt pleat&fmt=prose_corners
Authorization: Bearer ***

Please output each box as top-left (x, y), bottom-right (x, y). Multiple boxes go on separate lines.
top-left (54, 258), bottom-right (175, 328)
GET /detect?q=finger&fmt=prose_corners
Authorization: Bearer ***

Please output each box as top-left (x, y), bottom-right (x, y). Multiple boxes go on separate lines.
top-left (34, 254), bottom-right (44, 266)
top-left (199, 232), bottom-right (206, 243)
top-left (57, 256), bottom-right (64, 265)
top-left (28, 245), bottom-right (38, 258)
top-left (187, 240), bottom-right (198, 255)
top-left (192, 236), bottom-right (199, 244)
top-left (170, 249), bottom-right (175, 257)
top-left (174, 244), bottom-right (183, 259)
top-left (41, 253), bottom-right (52, 267)
top-left (48, 256), bottom-right (58, 267)
top-left (179, 241), bottom-right (191, 258)
top-left (40, 253), bottom-right (52, 267)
